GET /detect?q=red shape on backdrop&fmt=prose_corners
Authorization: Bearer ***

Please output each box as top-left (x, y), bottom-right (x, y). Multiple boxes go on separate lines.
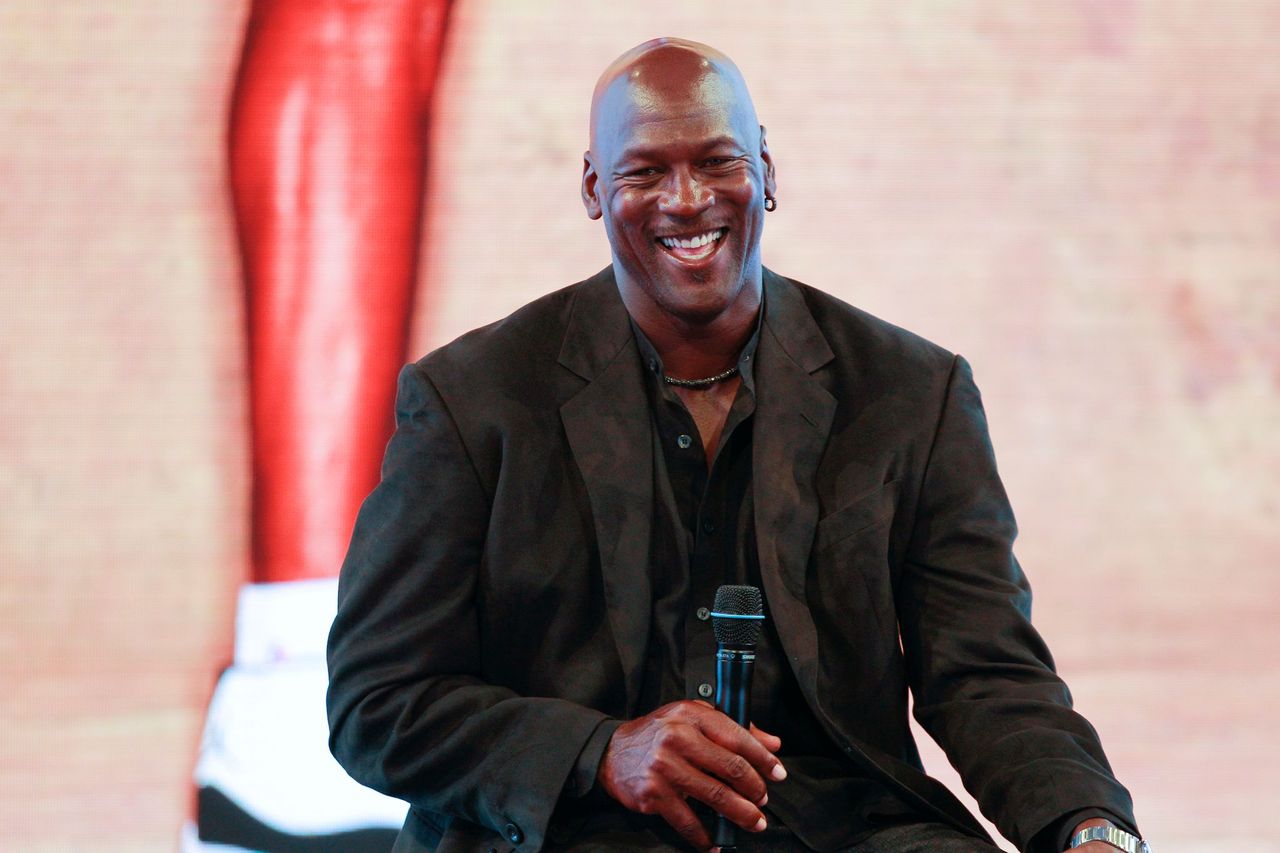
top-left (230, 0), bottom-right (453, 583)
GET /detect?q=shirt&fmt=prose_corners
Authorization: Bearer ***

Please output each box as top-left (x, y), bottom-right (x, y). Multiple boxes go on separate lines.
top-left (629, 313), bottom-right (921, 852)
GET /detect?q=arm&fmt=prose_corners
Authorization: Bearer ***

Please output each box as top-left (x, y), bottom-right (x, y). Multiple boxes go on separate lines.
top-left (325, 363), bottom-right (611, 849)
top-left (896, 355), bottom-right (1137, 851)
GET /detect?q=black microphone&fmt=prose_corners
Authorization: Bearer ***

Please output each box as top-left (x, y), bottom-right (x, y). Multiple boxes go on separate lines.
top-left (710, 584), bottom-right (765, 853)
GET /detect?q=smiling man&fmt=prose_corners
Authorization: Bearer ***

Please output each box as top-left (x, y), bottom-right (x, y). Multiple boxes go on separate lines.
top-left (327, 39), bottom-right (1146, 853)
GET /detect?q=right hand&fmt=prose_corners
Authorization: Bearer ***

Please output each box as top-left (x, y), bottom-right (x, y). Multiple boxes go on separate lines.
top-left (597, 700), bottom-right (787, 852)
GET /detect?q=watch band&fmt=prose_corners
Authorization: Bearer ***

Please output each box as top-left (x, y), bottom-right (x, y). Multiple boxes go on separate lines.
top-left (1069, 825), bottom-right (1151, 853)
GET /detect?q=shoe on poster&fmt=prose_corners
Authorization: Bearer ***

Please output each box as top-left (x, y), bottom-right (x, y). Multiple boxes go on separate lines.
top-left (185, 579), bottom-right (406, 852)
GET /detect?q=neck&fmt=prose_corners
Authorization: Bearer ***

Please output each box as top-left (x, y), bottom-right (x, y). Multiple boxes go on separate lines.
top-left (617, 274), bottom-right (762, 381)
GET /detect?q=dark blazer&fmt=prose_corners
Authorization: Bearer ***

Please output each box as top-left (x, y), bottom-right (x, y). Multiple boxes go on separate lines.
top-left (326, 267), bottom-right (1134, 853)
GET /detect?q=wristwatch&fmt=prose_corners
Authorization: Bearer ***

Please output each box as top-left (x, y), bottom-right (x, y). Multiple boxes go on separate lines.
top-left (1069, 824), bottom-right (1151, 853)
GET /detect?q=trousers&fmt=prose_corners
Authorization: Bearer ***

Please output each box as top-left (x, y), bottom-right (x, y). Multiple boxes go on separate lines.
top-left (544, 817), bottom-right (998, 852)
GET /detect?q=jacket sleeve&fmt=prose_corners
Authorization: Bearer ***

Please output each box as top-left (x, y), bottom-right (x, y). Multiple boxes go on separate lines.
top-left (896, 355), bottom-right (1137, 851)
top-left (326, 362), bottom-right (610, 850)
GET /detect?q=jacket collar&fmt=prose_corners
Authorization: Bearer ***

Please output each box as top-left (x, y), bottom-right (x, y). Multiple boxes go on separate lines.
top-left (751, 268), bottom-right (837, 701)
top-left (556, 267), bottom-right (633, 382)
top-left (558, 268), bottom-right (653, 713)
top-left (556, 266), bottom-right (835, 379)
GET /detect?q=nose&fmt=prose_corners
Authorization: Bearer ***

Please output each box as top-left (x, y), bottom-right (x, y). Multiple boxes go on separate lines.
top-left (657, 168), bottom-right (714, 217)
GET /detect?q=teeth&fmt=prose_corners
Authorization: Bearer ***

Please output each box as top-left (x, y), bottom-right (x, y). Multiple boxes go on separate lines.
top-left (659, 229), bottom-right (724, 250)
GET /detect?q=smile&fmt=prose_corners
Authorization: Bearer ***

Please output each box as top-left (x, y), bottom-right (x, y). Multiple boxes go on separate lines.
top-left (656, 227), bottom-right (728, 263)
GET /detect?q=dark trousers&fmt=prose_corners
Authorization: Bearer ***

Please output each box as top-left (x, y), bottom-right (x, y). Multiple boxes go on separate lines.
top-left (545, 816), bottom-right (998, 852)
top-left (735, 821), bottom-right (998, 852)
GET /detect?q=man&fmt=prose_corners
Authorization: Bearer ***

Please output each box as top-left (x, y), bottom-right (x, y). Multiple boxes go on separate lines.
top-left (327, 38), bottom-right (1145, 853)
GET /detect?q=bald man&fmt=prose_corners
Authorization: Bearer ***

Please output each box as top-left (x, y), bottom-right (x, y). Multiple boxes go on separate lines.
top-left (327, 39), bottom-right (1145, 853)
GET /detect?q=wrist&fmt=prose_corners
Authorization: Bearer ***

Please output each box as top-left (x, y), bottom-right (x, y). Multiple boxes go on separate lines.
top-left (1068, 819), bottom-right (1151, 853)
top-left (1071, 817), bottom-right (1113, 836)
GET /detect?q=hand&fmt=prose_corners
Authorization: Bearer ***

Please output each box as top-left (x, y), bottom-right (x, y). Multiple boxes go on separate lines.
top-left (597, 700), bottom-right (786, 852)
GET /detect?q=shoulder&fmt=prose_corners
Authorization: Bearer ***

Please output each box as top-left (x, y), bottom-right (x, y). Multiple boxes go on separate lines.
top-left (766, 270), bottom-right (958, 384)
top-left (404, 268), bottom-right (628, 452)
top-left (415, 279), bottom-right (581, 381)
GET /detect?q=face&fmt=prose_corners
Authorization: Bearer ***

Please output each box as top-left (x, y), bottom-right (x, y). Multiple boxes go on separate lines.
top-left (582, 55), bottom-right (776, 327)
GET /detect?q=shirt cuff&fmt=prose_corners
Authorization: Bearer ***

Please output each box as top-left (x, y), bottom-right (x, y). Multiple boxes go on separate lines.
top-left (1043, 808), bottom-right (1140, 852)
top-left (564, 718), bottom-right (622, 799)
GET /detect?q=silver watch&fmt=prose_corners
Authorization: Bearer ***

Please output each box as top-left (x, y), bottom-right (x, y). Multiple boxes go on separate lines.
top-left (1069, 824), bottom-right (1151, 853)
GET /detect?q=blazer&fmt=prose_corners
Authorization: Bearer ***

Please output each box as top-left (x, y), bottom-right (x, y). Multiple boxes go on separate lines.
top-left (326, 267), bottom-right (1135, 853)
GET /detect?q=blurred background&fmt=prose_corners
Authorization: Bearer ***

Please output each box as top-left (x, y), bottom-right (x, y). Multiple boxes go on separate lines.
top-left (2, 1), bottom-right (1278, 850)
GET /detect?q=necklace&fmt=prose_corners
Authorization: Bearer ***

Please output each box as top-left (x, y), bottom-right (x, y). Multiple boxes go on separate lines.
top-left (663, 365), bottom-right (740, 388)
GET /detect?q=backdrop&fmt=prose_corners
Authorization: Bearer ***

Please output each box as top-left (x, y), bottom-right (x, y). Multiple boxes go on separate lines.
top-left (2, 1), bottom-right (1278, 850)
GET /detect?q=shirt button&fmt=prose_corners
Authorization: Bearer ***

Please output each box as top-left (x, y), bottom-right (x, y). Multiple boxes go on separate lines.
top-left (697, 682), bottom-right (713, 698)
top-left (648, 358), bottom-right (659, 373)
top-left (676, 434), bottom-right (693, 449)
top-left (697, 606), bottom-right (710, 621)
top-left (702, 519), bottom-right (716, 534)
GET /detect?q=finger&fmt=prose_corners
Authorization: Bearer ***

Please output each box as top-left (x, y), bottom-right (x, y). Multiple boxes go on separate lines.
top-left (695, 711), bottom-right (788, 782)
top-left (658, 793), bottom-right (717, 852)
top-left (683, 737), bottom-right (770, 805)
top-left (748, 722), bottom-right (782, 753)
top-left (667, 758), bottom-right (768, 834)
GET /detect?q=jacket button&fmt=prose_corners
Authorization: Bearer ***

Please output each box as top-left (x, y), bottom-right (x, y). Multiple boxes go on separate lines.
top-left (697, 682), bottom-right (713, 698)
top-left (697, 607), bottom-right (710, 621)
top-left (505, 823), bottom-right (524, 844)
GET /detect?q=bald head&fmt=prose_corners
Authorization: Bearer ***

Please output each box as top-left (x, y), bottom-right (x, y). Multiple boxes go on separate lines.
top-left (580, 38), bottom-right (776, 330)
top-left (588, 38), bottom-right (762, 163)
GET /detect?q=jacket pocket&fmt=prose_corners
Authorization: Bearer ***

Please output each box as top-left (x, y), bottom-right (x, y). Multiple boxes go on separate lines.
top-left (813, 479), bottom-right (899, 555)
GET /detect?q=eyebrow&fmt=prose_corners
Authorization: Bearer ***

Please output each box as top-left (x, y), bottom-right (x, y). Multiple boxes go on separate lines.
top-left (615, 136), bottom-right (746, 164)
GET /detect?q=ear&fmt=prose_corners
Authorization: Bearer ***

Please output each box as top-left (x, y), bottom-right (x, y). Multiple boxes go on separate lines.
top-left (581, 151), bottom-right (603, 220)
top-left (759, 125), bottom-right (777, 199)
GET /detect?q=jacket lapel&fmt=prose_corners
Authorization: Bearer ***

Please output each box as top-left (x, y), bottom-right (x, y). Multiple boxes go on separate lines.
top-left (558, 270), bottom-right (653, 714)
top-left (752, 269), bottom-right (836, 702)
top-left (752, 272), bottom-right (989, 839)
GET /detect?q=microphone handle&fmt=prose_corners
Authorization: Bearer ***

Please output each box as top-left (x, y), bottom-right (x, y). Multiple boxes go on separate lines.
top-left (713, 644), bottom-right (756, 851)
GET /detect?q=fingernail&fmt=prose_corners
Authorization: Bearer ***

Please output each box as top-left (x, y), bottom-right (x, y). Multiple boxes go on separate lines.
top-left (754, 817), bottom-right (767, 832)
top-left (771, 763), bottom-right (787, 781)
top-left (758, 792), bottom-right (768, 807)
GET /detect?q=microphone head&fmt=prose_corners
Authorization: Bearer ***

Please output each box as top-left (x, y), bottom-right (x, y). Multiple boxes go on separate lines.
top-left (711, 584), bottom-right (764, 646)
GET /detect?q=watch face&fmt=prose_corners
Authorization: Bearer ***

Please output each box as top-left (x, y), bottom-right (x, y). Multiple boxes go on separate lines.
top-left (1139, 843), bottom-right (1151, 853)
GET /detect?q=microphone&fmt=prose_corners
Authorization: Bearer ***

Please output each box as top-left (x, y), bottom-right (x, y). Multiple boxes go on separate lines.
top-left (710, 584), bottom-right (765, 852)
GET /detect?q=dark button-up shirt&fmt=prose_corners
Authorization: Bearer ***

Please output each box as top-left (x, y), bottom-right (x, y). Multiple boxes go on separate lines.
top-left (628, 315), bottom-right (921, 851)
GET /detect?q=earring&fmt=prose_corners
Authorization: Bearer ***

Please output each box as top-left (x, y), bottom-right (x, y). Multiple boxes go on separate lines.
top-left (764, 196), bottom-right (777, 212)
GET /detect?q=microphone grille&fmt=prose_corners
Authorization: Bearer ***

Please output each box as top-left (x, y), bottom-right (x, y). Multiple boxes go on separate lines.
top-left (711, 584), bottom-right (764, 646)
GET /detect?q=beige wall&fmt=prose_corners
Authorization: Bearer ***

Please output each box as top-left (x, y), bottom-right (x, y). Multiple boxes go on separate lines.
top-left (1, 1), bottom-right (1277, 849)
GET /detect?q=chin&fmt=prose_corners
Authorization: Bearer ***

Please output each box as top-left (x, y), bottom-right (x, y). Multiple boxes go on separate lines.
top-left (656, 279), bottom-right (740, 323)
